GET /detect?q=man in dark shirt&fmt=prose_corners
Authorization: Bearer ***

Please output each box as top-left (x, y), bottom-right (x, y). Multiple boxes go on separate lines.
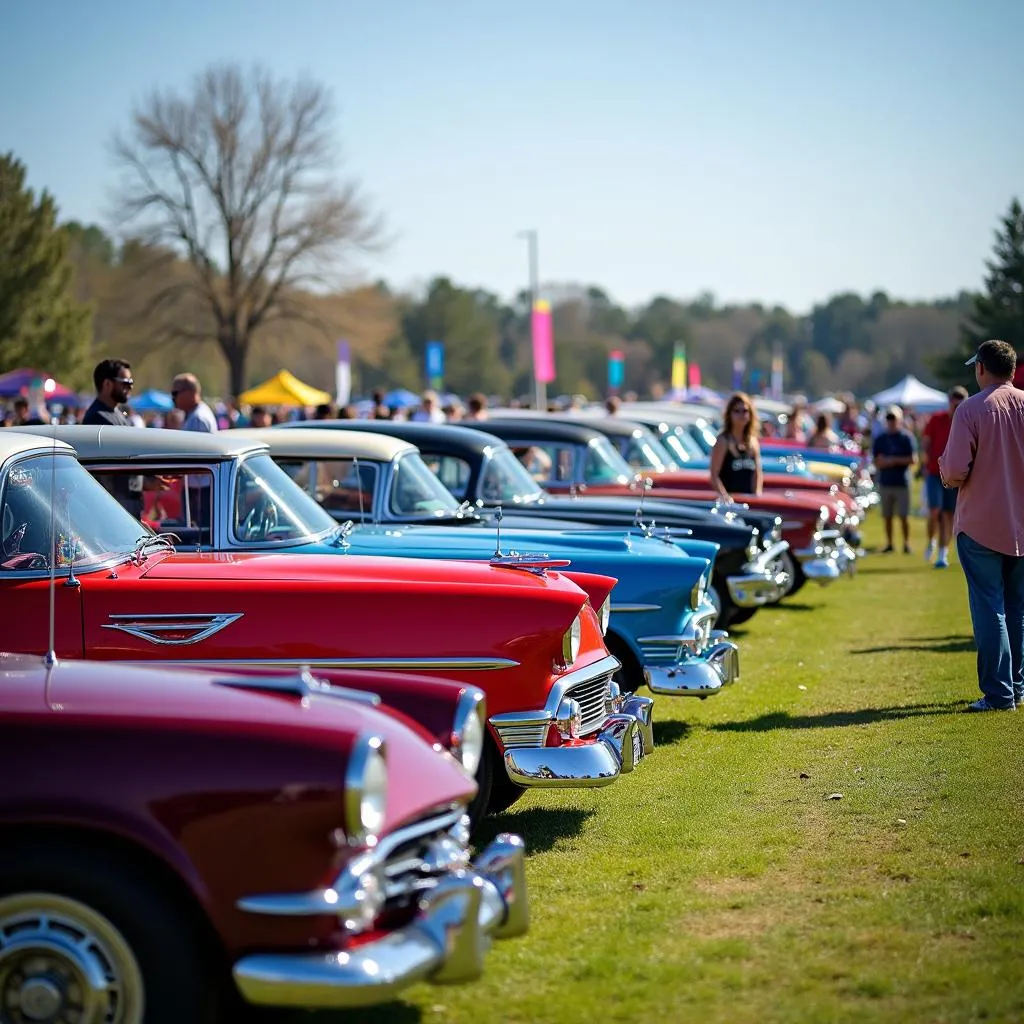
top-left (82, 358), bottom-right (144, 516)
top-left (872, 405), bottom-right (917, 554)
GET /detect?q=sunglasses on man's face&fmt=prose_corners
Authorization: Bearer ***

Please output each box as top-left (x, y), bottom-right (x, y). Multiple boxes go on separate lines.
top-left (111, 376), bottom-right (134, 387)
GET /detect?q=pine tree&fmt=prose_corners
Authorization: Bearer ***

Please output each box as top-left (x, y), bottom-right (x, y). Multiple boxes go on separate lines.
top-left (935, 198), bottom-right (1024, 387)
top-left (0, 153), bottom-right (92, 379)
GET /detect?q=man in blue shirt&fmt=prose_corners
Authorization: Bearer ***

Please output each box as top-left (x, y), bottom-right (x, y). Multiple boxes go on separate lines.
top-left (872, 405), bottom-right (918, 553)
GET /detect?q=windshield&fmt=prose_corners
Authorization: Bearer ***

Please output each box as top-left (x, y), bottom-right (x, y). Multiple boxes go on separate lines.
top-left (619, 428), bottom-right (676, 472)
top-left (660, 425), bottom-right (703, 463)
top-left (583, 437), bottom-right (635, 484)
top-left (232, 453), bottom-right (338, 544)
top-left (0, 453), bottom-right (146, 572)
top-left (479, 446), bottom-right (545, 504)
top-left (389, 452), bottom-right (463, 517)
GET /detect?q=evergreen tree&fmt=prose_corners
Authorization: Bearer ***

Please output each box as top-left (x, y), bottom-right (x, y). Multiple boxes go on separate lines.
top-left (0, 153), bottom-right (92, 380)
top-left (934, 198), bottom-right (1024, 387)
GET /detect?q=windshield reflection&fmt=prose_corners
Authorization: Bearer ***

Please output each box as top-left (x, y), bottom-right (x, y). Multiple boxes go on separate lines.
top-left (1, 454), bottom-right (146, 572)
top-left (232, 454), bottom-right (338, 544)
top-left (389, 452), bottom-right (462, 517)
top-left (479, 447), bottom-right (545, 504)
top-left (583, 437), bottom-right (634, 484)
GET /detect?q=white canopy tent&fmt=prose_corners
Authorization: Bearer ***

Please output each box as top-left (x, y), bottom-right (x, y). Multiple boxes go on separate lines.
top-left (869, 375), bottom-right (948, 412)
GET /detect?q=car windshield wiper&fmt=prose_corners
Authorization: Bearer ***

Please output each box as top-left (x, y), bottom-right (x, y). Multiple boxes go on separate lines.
top-left (130, 532), bottom-right (176, 564)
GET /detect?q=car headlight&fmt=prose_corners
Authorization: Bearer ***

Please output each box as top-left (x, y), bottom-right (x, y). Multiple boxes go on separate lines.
top-left (451, 688), bottom-right (486, 779)
top-left (597, 596), bottom-right (611, 636)
top-left (555, 696), bottom-right (582, 739)
top-left (560, 613), bottom-right (582, 668)
top-left (690, 573), bottom-right (707, 611)
top-left (344, 734), bottom-right (388, 846)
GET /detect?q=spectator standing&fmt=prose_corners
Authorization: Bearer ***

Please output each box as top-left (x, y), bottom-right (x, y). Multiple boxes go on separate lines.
top-left (410, 390), bottom-right (446, 423)
top-left (921, 386), bottom-right (968, 567)
top-left (82, 359), bottom-right (135, 427)
top-left (465, 393), bottom-right (489, 421)
top-left (709, 392), bottom-right (763, 500)
top-left (939, 340), bottom-right (1024, 712)
top-left (872, 406), bottom-right (917, 553)
top-left (171, 374), bottom-right (219, 433)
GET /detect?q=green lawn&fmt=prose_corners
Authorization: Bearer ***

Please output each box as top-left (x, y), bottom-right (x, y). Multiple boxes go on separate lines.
top-left (289, 517), bottom-right (1024, 1024)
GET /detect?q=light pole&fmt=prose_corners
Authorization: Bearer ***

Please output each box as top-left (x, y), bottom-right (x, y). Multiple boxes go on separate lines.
top-left (517, 229), bottom-right (545, 411)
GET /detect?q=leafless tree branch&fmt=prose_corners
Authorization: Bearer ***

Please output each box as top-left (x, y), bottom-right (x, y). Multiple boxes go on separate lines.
top-left (110, 62), bottom-right (385, 392)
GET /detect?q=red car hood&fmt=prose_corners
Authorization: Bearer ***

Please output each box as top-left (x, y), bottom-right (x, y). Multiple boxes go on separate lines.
top-left (0, 652), bottom-right (475, 831)
top-left (140, 550), bottom-right (585, 592)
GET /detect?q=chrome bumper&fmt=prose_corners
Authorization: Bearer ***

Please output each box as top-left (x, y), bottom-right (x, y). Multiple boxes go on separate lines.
top-left (501, 695), bottom-right (654, 787)
top-left (644, 636), bottom-right (739, 696)
top-left (492, 654), bottom-right (654, 788)
top-left (233, 834), bottom-right (529, 1009)
top-left (728, 540), bottom-right (792, 607)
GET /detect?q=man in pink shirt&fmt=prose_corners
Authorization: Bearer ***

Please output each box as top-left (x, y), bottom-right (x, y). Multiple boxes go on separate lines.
top-left (939, 339), bottom-right (1024, 712)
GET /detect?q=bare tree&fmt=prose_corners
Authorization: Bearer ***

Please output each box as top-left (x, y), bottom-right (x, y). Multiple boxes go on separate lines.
top-left (111, 63), bottom-right (383, 395)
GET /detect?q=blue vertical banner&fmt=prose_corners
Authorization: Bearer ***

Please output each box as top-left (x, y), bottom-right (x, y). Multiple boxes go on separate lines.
top-left (425, 340), bottom-right (445, 390)
top-left (608, 349), bottom-right (625, 392)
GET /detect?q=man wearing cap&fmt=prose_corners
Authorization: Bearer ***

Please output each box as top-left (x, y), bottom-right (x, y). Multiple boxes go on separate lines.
top-left (871, 405), bottom-right (917, 554)
top-left (939, 340), bottom-right (1024, 712)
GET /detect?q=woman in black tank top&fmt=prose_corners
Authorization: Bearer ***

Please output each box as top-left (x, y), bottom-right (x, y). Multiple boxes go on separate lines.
top-left (710, 392), bottom-right (763, 499)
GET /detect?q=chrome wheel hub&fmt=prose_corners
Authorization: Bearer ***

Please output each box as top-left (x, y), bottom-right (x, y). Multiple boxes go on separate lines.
top-left (0, 893), bottom-right (144, 1023)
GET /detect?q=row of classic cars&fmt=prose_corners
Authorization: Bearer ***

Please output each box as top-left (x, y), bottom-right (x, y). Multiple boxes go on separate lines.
top-left (0, 408), bottom-right (874, 1020)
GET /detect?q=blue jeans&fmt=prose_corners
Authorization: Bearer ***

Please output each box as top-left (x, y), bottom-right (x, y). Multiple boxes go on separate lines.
top-left (956, 532), bottom-right (1024, 708)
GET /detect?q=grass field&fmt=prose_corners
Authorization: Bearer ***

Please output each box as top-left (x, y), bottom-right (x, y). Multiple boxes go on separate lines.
top-left (286, 516), bottom-right (1024, 1024)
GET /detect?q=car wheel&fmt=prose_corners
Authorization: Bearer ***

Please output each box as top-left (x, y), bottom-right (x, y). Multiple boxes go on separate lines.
top-left (781, 551), bottom-right (806, 596)
top-left (0, 844), bottom-right (221, 1024)
top-left (725, 604), bottom-right (757, 627)
top-left (709, 582), bottom-right (738, 630)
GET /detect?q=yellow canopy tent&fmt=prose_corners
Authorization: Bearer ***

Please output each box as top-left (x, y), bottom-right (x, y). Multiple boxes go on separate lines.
top-left (238, 369), bottom-right (332, 407)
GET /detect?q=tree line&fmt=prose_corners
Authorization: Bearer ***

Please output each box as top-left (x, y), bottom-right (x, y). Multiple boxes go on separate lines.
top-left (1, 63), bottom-right (1020, 402)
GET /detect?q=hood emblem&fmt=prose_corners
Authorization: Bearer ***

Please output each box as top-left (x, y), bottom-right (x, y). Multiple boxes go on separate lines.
top-left (102, 612), bottom-right (243, 646)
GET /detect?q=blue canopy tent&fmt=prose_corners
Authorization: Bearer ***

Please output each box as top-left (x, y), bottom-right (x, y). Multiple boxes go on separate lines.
top-left (383, 388), bottom-right (421, 409)
top-left (129, 388), bottom-right (175, 413)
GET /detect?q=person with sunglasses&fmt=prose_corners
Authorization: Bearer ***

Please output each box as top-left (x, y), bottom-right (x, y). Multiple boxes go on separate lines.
top-left (710, 392), bottom-right (763, 501)
top-left (83, 359), bottom-right (136, 427)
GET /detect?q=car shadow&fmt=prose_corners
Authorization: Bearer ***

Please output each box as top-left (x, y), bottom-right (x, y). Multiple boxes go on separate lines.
top-left (765, 601), bottom-right (816, 612)
top-left (851, 634), bottom-right (975, 654)
top-left (653, 718), bottom-right (691, 746)
top-left (474, 804), bottom-right (595, 856)
top-left (265, 1003), bottom-right (423, 1024)
top-left (706, 701), bottom-right (964, 733)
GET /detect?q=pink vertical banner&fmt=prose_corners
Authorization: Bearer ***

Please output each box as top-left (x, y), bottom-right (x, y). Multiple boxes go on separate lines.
top-left (688, 362), bottom-right (702, 388)
top-left (531, 299), bottom-right (556, 383)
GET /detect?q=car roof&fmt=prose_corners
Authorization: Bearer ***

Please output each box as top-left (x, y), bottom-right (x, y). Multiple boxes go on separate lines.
top-left (9, 425), bottom-right (267, 461)
top-left (465, 418), bottom-right (606, 443)
top-left (0, 430), bottom-right (75, 462)
top-left (274, 419), bottom-right (504, 456)
top-left (232, 426), bottom-right (415, 460)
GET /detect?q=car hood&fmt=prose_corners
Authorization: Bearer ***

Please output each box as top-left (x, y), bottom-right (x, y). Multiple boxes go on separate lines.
top-left (0, 653), bottom-right (475, 831)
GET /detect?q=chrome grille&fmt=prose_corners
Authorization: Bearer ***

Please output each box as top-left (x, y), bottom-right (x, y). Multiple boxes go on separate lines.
top-left (638, 641), bottom-right (682, 665)
top-left (491, 722), bottom-right (549, 749)
top-left (377, 809), bottom-right (470, 908)
top-left (567, 674), bottom-right (613, 736)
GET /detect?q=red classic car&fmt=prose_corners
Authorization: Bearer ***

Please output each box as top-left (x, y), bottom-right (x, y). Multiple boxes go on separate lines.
top-left (0, 652), bottom-right (530, 1018)
top-left (0, 432), bottom-right (653, 817)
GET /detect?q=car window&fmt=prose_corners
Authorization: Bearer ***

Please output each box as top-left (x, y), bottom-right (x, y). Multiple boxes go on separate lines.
top-left (89, 467), bottom-right (216, 549)
top-left (276, 458), bottom-right (378, 518)
top-left (425, 455), bottom-right (472, 500)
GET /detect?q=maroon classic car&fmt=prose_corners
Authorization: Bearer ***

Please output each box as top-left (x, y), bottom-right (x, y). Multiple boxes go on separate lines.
top-left (0, 652), bottom-right (530, 1019)
top-left (0, 433), bottom-right (653, 817)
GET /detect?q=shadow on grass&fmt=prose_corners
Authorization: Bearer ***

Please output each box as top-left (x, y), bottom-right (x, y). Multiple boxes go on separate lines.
top-left (653, 718), bottom-right (692, 746)
top-left (706, 701), bottom-right (965, 733)
top-left (765, 601), bottom-right (816, 612)
top-left (267, 1005), bottom-right (423, 1024)
top-left (474, 804), bottom-right (595, 855)
top-left (852, 634), bottom-right (975, 654)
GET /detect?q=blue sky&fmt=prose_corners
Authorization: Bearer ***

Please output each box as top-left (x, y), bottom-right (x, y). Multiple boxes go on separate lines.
top-left (3, 0), bottom-right (1022, 312)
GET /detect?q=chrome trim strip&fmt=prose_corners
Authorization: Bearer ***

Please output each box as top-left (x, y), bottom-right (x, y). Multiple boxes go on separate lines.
top-left (610, 603), bottom-right (662, 613)
top-left (102, 612), bottom-right (243, 646)
top-left (147, 656), bottom-right (520, 671)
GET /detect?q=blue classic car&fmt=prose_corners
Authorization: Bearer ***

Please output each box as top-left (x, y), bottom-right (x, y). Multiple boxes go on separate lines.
top-left (38, 426), bottom-right (740, 701)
